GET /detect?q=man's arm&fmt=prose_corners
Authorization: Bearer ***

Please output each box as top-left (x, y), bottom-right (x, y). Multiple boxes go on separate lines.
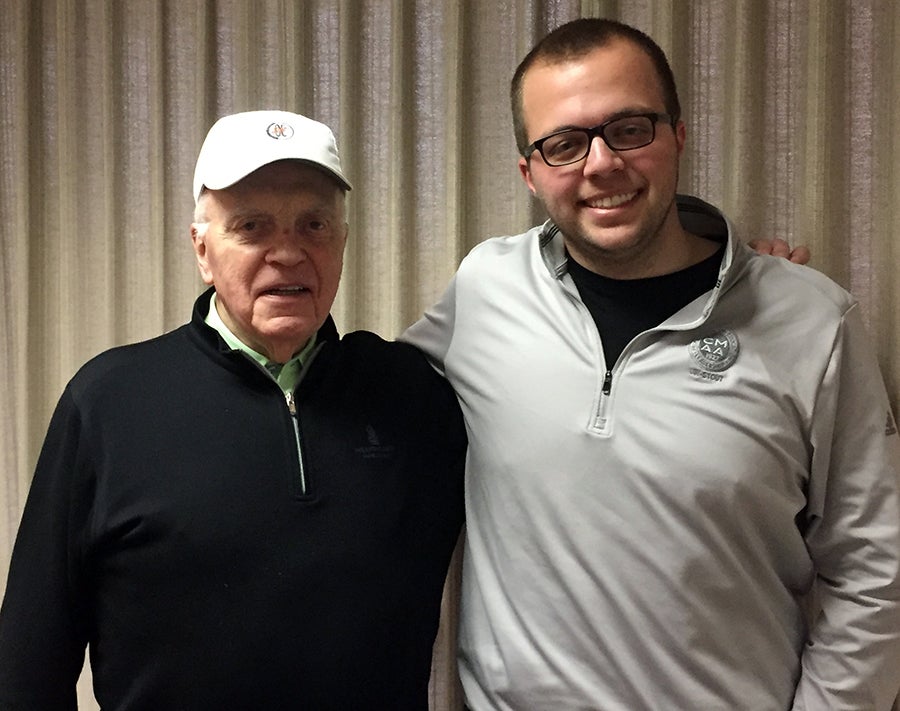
top-left (399, 272), bottom-right (460, 373)
top-left (0, 388), bottom-right (88, 710)
top-left (794, 304), bottom-right (900, 709)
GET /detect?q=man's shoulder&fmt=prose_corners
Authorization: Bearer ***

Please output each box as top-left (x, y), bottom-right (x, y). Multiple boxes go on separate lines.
top-left (336, 330), bottom-right (437, 373)
top-left (336, 330), bottom-right (453, 384)
top-left (69, 325), bottom-right (194, 393)
top-left (460, 225), bottom-right (544, 267)
top-left (327, 330), bottom-right (462, 413)
top-left (745, 249), bottom-right (856, 317)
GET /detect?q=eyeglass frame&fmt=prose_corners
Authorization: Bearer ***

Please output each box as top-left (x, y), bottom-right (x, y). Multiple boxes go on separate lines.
top-left (523, 112), bottom-right (678, 167)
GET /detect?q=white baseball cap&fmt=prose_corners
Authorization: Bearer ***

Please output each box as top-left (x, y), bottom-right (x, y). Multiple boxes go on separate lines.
top-left (192, 110), bottom-right (352, 203)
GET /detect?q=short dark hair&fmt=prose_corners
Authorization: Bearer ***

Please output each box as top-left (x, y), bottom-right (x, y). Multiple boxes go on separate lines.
top-left (510, 18), bottom-right (682, 155)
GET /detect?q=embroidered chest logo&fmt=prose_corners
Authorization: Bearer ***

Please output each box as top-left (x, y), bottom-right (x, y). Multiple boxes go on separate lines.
top-left (355, 425), bottom-right (396, 460)
top-left (689, 329), bottom-right (740, 382)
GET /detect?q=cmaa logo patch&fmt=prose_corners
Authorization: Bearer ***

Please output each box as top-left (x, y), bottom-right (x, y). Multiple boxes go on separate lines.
top-left (689, 329), bottom-right (739, 380)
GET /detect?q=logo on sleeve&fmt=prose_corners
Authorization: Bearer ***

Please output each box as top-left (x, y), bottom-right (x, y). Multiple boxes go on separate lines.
top-left (689, 330), bottom-right (739, 381)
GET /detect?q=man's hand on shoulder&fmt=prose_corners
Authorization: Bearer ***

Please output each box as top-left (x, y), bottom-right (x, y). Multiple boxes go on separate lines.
top-left (748, 238), bottom-right (811, 265)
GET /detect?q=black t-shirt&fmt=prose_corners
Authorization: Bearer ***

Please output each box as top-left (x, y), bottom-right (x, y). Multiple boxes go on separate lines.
top-left (567, 242), bottom-right (725, 368)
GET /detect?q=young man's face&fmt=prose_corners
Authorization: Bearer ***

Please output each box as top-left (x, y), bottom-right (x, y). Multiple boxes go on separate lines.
top-left (518, 39), bottom-right (687, 278)
top-left (191, 160), bottom-right (348, 363)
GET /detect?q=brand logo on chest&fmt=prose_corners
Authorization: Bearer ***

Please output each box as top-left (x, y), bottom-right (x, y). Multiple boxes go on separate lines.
top-left (688, 329), bottom-right (739, 382)
top-left (355, 425), bottom-right (396, 460)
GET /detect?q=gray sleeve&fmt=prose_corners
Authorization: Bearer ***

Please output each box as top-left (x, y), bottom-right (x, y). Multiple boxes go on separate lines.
top-left (795, 303), bottom-right (900, 710)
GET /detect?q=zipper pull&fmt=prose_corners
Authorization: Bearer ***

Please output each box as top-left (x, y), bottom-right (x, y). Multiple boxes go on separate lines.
top-left (602, 370), bottom-right (612, 395)
top-left (285, 390), bottom-right (297, 416)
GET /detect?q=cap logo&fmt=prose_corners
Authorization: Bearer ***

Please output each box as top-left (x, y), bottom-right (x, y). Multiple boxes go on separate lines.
top-left (266, 122), bottom-right (295, 140)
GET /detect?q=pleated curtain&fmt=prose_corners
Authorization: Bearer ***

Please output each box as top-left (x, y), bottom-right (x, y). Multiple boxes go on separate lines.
top-left (1, 1), bottom-right (898, 708)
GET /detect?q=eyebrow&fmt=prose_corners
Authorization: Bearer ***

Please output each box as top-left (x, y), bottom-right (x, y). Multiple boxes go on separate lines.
top-left (540, 106), bottom-right (662, 137)
top-left (221, 210), bottom-right (273, 229)
top-left (223, 202), bottom-right (341, 227)
top-left (227, 207), bottom-right (271, 220)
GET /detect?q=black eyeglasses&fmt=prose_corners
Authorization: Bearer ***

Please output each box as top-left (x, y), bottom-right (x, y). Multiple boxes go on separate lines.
top-left (524, 113), bottom-right (676, 167)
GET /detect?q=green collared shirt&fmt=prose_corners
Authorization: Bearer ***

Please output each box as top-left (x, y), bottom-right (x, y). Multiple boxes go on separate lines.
top-left (204, 292), bottom-right (315, 393)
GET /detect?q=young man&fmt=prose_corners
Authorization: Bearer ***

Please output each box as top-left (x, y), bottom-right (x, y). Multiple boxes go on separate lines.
top-left (0, 110), bottom-right (466, 709)
top-left (403, 19), bottom-right (900, 710)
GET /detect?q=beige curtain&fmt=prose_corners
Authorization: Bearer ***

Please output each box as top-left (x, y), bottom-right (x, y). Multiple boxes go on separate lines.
top-left (1, 1), bottom-right (898, 709)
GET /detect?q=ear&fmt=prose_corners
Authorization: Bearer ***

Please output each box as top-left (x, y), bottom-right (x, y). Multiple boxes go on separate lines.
top-left (674, 119), bottom-right (687, 156)
top-left (336, 223), bottom-right (349, 275)
top-left (190, 224), bottom-right (215, 286)
top-left (518, 156), bottom-right (537, 196)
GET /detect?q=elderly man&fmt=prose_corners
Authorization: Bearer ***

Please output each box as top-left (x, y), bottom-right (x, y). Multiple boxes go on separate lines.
top-left (0, 110), bottom-right (466, 709)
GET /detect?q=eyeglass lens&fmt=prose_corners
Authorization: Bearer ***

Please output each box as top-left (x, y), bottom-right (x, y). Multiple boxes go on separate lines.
top-left (540, 115), bottom-right (657, 165)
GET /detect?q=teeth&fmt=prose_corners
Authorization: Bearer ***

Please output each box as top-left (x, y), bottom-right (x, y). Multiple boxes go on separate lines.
top-left (268, 286), bottom-right (306, 295)
top-left (586, 191), bottom-right (637, 208)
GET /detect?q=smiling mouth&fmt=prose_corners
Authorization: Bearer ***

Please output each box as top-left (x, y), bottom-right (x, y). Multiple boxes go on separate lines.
top-left (263, 286), bottom-right (310, 296)
top-left (584, 191), bottom-right (639, 209)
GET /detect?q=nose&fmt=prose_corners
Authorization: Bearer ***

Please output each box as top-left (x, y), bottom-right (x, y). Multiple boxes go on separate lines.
top-left (268, 226), bottom-right (308, 265)
top-left (583, 134), bottom-right (625, 176)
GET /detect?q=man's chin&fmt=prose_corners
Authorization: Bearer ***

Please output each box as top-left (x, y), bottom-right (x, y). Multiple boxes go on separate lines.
top-left (258, 317), bottom-right (320, 349)
top-left (574, 224), bottom-right (644, 253)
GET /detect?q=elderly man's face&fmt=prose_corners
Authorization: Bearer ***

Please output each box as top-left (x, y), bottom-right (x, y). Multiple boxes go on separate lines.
top-left (191, 160), bottom-right (348, 363)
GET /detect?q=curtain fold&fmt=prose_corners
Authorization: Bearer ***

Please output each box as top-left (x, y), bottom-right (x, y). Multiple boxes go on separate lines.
top-left (1, 2), bottom-right (897, 709)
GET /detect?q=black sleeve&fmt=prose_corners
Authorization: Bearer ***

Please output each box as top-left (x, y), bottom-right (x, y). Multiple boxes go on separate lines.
top-left (0, 386), bottom-right (91, 710)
